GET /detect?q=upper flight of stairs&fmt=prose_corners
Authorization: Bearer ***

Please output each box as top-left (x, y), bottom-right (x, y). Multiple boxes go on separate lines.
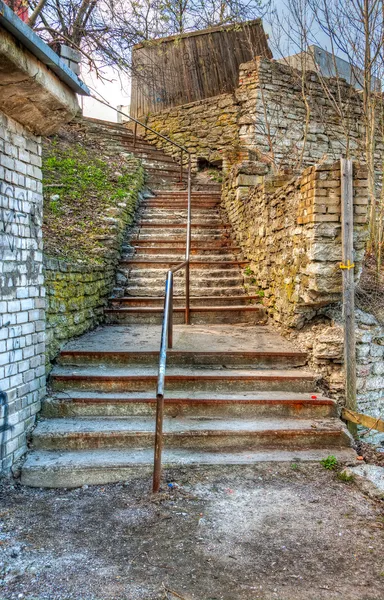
top-left (77, 117), bottom-right (220, 191)
top-left (105, 189), bottom-right (266, 325)
top-left (20, 118), bottom-right (355, 488)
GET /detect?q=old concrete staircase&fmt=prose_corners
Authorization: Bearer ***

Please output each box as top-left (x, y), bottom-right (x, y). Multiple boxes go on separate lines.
top-left (71, 117), bottom-right (193, 190)
top-left (21, 119), bottom-right (354, 488)
top-left (105, 189), bottom-right (265, 324)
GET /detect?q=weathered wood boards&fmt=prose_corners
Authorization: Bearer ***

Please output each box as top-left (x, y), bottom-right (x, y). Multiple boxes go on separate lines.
top-left (130, 19), bottom-right (272, 118)
top-left (342, 408), bottom-right (384, 434)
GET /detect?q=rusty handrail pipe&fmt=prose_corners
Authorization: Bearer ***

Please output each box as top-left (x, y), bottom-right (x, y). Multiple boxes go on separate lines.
top-left (91, 97), bottom-right (192, 494)
top-left (153, 157), bottom-right (192, 493)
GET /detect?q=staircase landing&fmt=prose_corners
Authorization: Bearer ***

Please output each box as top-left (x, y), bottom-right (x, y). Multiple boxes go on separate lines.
top-left (22, 324), bottom-right (355, 488)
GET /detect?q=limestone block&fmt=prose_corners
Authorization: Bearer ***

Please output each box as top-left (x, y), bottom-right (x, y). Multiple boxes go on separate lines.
top-left (235, 187), bottom-right (250, 202)
top-left (235, 174), bottom-right (263, 187)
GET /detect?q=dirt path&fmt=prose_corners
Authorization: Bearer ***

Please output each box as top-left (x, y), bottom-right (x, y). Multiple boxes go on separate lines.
top-left (1, 464), bottom-right (383, 600)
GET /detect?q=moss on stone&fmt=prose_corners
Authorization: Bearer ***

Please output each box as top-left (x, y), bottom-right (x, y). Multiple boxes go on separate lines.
top-left (42, 137), bottom-right (144, 265)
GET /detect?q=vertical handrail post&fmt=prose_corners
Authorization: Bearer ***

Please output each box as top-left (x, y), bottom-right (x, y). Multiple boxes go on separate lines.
top-left (168, 272), bottom-right (173, 349)
top-left (153, 270), bottom-right (172, 493)
top-left (340, 158), bottom-right (357, 437)
top-left (185, 156), bottom-right (192, 324)
top-left (133, 121), bottom-right (138, 149)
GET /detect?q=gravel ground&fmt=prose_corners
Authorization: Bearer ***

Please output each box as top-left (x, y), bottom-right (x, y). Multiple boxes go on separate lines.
top-left (0, 463), bottom-right (383, 600)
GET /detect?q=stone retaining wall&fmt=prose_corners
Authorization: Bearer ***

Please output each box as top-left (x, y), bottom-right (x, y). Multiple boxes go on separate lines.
top-left (136, 56), bottom-right (383, 177)
top-left (44, 166), bottom-right (144, 365)
top-left (138, 94), bottom-right (240, 169)
top-left (221, 161), bottom-right (369, 328)
top-left (44, 260), bottom-right (112, 365)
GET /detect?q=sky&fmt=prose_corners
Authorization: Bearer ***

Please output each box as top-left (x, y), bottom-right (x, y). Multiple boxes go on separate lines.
top-left (81, 66), bottom-right (131, 122)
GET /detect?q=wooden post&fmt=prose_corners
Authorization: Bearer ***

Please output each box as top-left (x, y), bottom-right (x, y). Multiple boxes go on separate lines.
top-left (340, 158), bottom-right (358, 437)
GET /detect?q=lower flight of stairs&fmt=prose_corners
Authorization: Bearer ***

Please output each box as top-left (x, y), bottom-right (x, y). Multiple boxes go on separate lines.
top-left (21, 323), bottom-right (354, 488)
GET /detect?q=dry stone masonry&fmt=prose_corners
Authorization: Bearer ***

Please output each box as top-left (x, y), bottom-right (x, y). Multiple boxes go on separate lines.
top-left (222, 161), bottom-right (369, 327)
top-left (138, 94), bottom-right (240, 169)
top-left (44, 164), bottom-right (144, 365)
top-left (138, 56), bottom-right (383, 179)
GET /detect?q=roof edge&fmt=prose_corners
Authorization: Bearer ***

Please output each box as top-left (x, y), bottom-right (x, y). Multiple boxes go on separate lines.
top-left (0, 0), bottom-right (90, 96)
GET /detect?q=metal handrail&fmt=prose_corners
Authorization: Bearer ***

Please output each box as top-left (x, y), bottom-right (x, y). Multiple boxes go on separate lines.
top-left (153, 157), bottom-right (192, 493)
top-left (91, 96), bottom-right (193, 494)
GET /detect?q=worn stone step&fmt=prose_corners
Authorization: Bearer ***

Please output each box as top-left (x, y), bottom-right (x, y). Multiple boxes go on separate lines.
top-left (123, 286), bottom-right (248, 297)
top-left (41, 391), bottom-right (336, 419)
top-left (57, 346), bottom-right (306, 369)
top-left (50, 366), bottom-right (318, 393)
top-left (125, 246), bottom-right (241, 257)
top-left (119, 260), bottom-right (248, 269)
top-left (108, 295), bottom-right (260, 307)
top-left (21, 446), bottom-right (358, 488)
top-left (29, 416), bottom-right (351, 452)
top-left (123, 252), bottom-right (241, 261)
top-left (104, 306), bottom-right (265, 325)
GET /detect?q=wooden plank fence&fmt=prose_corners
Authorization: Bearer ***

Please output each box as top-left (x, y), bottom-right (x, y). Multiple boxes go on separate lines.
top-left (130, 19), bottom-right (272, 118)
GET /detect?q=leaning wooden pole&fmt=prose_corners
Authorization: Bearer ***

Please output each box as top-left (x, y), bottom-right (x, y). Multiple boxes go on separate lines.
top-left (340, 158), bottom-right (358, 437)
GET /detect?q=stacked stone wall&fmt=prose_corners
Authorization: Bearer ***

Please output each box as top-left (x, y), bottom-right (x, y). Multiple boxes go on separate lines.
top-left (0, 112), bottom-right (45, 471)
top-left (44, 166), bottom-right (144, 365)
top-left (136, 56), bottom-right (383, 178)
top-left (222, 161), bottom-right (369, 328)
top-left (138, 94), bottom-right (240, 168)
top-left (44, 260), bottom-right (112, 365)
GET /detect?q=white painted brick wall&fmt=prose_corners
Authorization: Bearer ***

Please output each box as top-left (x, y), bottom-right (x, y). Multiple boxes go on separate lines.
top-left (0, 110), bottom-right (46, 472)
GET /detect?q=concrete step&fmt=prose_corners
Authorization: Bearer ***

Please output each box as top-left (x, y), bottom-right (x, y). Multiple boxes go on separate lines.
top-left (134, 222), bottom-right (227, 229)
top-left (128, 241), bottom-right (240, 251)
top-left (153, 191), bottom-right (221, 198)
top-left (135, 219), bottom-right (223, 227)
top-left (138, 208), bottom-right (221, 216)
top-left (119, 260), bottom-right (248, 269)
top-left (121, 253), bottom-right (242, 265)
top-left (58, 343), bottom-right (305, 370)
top-left (41, 391), bottom-right (336, 419)
top-left (21, 446), bottom-right (357, 488)
top-left (122, 286), bottom-right (249, 297)
top-left (104, 306), bottom-right (265, 325)
top-left (122, 276), bottom-right (244, 290)
top-left (108, 295), bottom-right (260, 307)
top-left (125, 247), bottom-right (241, 257)
top-left (29, 416), bottom-right (351, 452)
top-left (50, 366), bottom-right (318, 393)
top-left (128, 233), bottom-right (231, 242)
